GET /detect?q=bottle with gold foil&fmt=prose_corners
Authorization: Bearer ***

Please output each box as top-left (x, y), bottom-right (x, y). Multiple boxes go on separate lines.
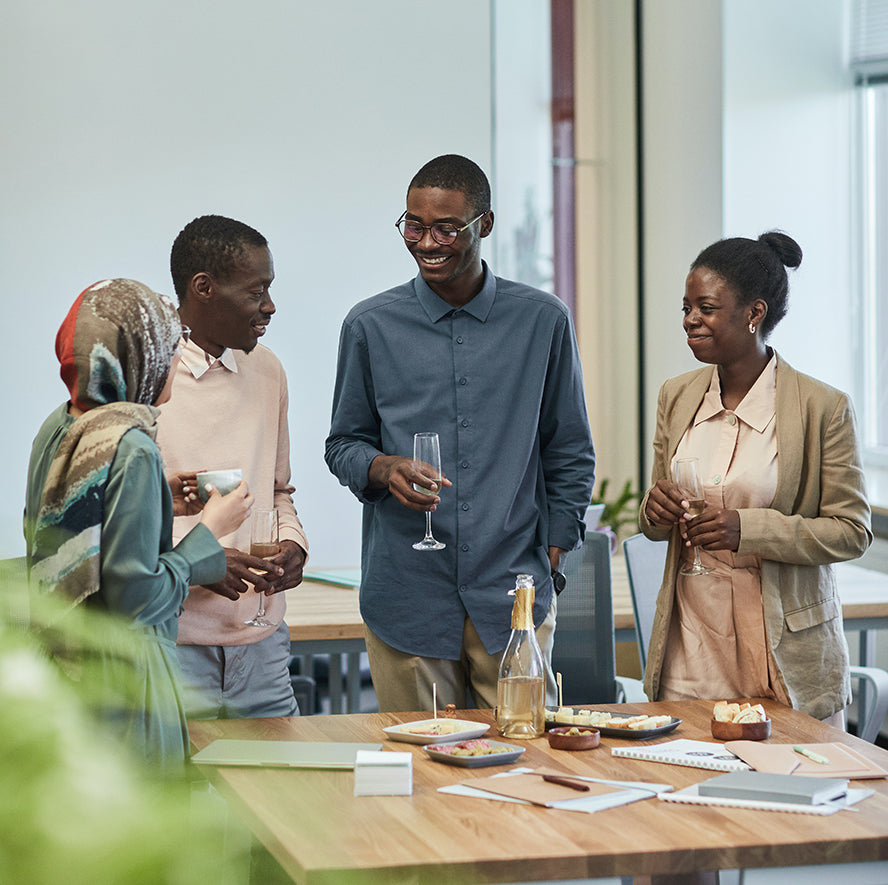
top-left (496, 574), bottom-right (545, 739)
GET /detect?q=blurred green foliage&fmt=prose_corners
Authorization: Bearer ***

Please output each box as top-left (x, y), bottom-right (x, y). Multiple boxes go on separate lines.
top-left (0, 571), bottom-right (248, 885)
top-left (590, 478), bottom-right (641, 539)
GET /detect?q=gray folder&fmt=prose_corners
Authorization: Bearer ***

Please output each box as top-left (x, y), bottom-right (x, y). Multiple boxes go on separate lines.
top-left (191, 739), bottom-right (383, 769)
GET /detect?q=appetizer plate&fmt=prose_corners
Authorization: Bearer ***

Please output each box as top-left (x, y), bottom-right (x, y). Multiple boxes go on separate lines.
top-left (597, 718), bottom-right (681, 740)
top-left (545, 708), bottom-right (682, 740)
top-left (424, 739), bottom-right (526, 767)
top-left (383, 718), bottom-right (490, 745)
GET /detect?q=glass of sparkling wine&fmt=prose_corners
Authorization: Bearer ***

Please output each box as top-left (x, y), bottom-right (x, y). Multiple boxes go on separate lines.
top-left (412, 432), bottom-right (445, 551)
top-left (245, 509), bottom-right (280, 626)
top-left (673, 457), bottom-right (714, 576)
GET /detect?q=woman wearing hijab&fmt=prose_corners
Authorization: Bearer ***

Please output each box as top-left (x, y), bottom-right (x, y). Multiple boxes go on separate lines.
top-left (24, 278), bottom-right (253, 770)
top-left (640, 232), bottom-right (871, 724)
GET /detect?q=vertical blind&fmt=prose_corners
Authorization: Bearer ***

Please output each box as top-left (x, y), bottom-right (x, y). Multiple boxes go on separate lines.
top-left (853, 0), bottom-right (888, 77)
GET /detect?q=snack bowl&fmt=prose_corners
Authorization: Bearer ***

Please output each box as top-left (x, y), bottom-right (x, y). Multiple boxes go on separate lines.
top-left (710, 718), bottom-right (771, 741)
top-left (196, 469), bottom-right (243, 502)
top-left (546, 726), bottom-right (600, 750)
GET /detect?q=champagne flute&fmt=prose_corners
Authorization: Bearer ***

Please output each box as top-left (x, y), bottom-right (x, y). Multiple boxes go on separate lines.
top-left (245, 509), bottom-right (280, 626)
top-left (673, 458), bottom-right (714, 576)
top-left (412, 432), bottom-right (445, 551)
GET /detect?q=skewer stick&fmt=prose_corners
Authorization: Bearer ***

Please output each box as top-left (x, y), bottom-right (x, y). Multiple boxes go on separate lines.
top-left (433, 682), bottom-right (437, 719)
top-left (556, 672), bottom-right (563, 708)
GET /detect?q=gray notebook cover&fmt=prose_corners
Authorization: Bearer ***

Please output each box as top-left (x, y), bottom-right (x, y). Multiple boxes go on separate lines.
top-left (697, 770), bottom-right (848, 805)
top-left (191, 739), bottom-right (383, 769)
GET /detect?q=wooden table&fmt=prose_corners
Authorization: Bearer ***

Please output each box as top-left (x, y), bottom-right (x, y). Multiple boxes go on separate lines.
top-left (189, 699), bottom-right (888, 884)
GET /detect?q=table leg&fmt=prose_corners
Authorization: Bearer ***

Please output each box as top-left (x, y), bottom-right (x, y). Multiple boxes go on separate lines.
top-left (346, 653), bottom-right (363, 713)
top-left (327, 653), bottom-right (344, 715)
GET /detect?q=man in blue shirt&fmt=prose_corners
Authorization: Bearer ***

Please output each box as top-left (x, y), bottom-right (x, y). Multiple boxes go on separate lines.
top-left (325, 155), bottom-right (595, 712)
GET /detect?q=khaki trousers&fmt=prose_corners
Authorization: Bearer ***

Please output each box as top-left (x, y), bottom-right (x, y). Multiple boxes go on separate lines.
top-left (364, 601), bottom-right (557, 713)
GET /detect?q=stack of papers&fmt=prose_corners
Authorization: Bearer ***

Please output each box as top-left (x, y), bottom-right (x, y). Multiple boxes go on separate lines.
top-left (354, 750), bottom-right (413, 796)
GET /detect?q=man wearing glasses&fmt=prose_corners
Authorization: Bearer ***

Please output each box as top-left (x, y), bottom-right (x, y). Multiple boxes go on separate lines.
top-left (326, 155), bottom-right (595, 712)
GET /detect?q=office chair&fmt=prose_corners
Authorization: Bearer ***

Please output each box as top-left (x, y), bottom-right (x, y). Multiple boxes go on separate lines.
top-left (621, 533), bottom-right (888, 744)
top-left (551, 531), bottom-right (620, 706)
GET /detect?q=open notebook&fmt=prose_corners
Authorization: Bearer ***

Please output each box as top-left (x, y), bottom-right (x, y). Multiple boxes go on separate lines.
top-left (191, 740), bottom-right (383, 769)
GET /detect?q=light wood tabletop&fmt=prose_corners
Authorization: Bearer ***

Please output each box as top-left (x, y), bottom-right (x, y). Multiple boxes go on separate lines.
top-left (284, 580), bottom-right (363, 643)
top-left (188, 699), bottom-right (888, 884)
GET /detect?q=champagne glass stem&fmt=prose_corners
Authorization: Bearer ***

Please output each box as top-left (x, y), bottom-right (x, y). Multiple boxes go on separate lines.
top-left (425, 511), bottom-right (434, 543)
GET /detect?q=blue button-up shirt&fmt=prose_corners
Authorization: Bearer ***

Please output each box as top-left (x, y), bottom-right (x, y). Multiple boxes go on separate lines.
top-left (325, 264), bottom-right (595, 657)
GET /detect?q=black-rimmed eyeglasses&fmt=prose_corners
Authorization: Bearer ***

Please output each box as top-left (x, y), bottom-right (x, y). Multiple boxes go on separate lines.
top-left (395, 210), bottom-right (488, 246)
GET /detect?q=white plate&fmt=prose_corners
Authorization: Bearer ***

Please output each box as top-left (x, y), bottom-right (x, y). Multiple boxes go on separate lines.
top-left (383, 718), bottom-right (490, 745)
top-left (424, 739), bottom-right (526, 767)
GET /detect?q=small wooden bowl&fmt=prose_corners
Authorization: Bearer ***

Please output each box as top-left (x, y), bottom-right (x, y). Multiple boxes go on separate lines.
top-left (547, 726), bottom-right (601, 750)
top-left (710, 718), bottom-right (771, 741)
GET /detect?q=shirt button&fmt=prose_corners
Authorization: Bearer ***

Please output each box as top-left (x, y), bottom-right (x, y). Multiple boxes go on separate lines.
top-left (713, 475), bottom-right (722, 485)
top-left (459, 585), bottom-right (467, 592)
top-left (461, 460), bottom-right (469, 468)
top-left (459, 377), bottom-right (467, 385)
top-left (461, 544), bottom-right (469, 552)
top-left (456, 336), bottom-right (464, 344)
top-left (726, 414), bottom-right (737, 426)
top-left (461, 419), bottom-right (469, 427)
top-left (461, 503), bottom-right (470, 511)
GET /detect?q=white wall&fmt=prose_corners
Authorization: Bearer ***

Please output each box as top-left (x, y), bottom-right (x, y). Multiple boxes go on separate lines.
top-left (723, 0), bottom-right (855, 393)
top-left (0, 1), bottom-right (494, 565)
top-left (640, 0), bottom-right (724, 482)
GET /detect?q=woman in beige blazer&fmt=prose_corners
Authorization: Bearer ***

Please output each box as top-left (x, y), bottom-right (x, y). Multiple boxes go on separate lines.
top-left (640, 231), bottom-right (871, 721)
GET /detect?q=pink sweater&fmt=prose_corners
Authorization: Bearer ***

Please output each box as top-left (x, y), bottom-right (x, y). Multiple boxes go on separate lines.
top-left (156, 339), bottom-right (308, 646)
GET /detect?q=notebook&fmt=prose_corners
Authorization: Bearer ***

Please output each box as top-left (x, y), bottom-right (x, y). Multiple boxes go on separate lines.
top-left (190, 739), bottom-right (383, 769)
top-left (463, 771), bottom-right (627, 807)
top-left (697, 770), bottom-right (849, 805)
top-left (611, 739), bottom-right (750, 772)
top-left (725, 741), bottom-right (888, 780)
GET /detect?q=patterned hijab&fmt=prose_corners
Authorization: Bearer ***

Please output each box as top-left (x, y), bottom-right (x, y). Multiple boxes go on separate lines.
top-left (30, 279), bottom-right (182, 607)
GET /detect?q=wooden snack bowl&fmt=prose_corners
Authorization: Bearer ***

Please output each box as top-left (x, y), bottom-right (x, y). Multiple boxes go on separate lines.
top-left (710, 717), bottom-right (771, 741)
top-left (547, 726), bottom-right (601, 750)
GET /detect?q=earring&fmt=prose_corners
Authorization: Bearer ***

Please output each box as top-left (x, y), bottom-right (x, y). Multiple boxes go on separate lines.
top-left (749, 322), bottom-right (757, 334)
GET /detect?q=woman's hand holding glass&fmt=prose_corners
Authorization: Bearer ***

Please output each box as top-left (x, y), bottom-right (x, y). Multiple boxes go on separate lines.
top-left (645, 477), bottom-right (741, 553)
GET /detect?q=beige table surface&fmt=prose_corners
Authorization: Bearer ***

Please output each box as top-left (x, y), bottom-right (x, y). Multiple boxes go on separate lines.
top-left (189, 699), bottom-right (888, 884)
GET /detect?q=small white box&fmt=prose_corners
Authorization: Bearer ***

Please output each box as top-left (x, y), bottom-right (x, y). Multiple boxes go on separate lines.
top-left (353, 750), bottom-right (413, 796)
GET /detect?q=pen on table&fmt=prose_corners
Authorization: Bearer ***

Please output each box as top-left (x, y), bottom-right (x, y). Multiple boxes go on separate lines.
top-left (542, 774), bottom-right (591, 792)
top-left (793, 745), bottom-right (829, 765)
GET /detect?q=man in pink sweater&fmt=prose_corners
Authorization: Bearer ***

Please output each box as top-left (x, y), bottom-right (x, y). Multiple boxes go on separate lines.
top-left (157, 215), bottom-right (309, 718)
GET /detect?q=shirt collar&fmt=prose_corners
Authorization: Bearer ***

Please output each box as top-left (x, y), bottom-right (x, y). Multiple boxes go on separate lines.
top-left (178, 335), bottom-right (239, 379)
top-left (413, 260), bottom-right (496, 323)
top-left (694, 353), bottom-right (777, 432)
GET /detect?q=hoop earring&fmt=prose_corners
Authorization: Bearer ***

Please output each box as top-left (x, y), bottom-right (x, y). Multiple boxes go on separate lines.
top-left (749, 322), bottom-right (757, 335)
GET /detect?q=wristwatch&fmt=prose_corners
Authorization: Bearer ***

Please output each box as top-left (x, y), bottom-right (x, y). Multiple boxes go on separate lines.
top-left (551, 568), bottom-right (566, 595)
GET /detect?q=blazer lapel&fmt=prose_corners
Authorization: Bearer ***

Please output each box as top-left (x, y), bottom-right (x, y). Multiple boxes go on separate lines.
top-left (666, 369), bottom-right (713, 463)
top-left (772, 355), bottom-right (803, 514)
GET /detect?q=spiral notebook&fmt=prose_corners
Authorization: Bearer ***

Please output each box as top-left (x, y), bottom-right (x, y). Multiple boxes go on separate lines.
top-left (611, 739), bottom-right (751, 772)
top-left (660, 781), bottom-right (873, 815)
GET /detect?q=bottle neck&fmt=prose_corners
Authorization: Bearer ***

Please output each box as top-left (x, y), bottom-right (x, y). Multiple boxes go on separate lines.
top-left (510, 584), bottom-right (535, 631)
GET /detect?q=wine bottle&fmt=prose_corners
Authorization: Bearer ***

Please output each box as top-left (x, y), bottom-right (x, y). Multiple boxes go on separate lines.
top-left (496, 574), bottom-right (546, 739)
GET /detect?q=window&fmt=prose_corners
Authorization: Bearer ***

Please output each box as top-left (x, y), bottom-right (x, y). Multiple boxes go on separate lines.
top-left (853, 0), bottom-right (888, 503)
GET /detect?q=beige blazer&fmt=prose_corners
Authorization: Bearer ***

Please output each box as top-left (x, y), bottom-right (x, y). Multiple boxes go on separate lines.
top-left (639, 354), bottom-right (872, 719)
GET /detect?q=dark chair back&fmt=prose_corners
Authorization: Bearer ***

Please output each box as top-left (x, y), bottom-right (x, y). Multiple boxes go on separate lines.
top-left (551, 531), bottom-right (619, 705)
